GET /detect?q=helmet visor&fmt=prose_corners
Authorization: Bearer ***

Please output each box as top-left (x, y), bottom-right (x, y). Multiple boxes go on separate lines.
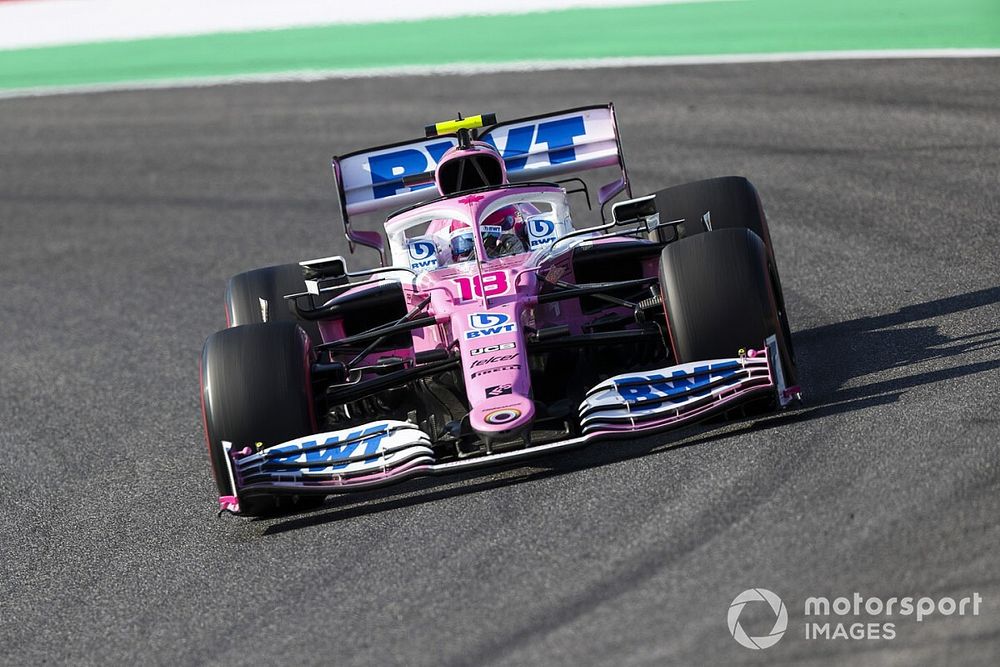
top-left (450, 231), bottom-right (475, 261)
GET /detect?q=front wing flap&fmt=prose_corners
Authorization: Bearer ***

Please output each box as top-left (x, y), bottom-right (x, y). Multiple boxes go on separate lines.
top-left (220, 347), bottom-right (786, 513)
top-left (579, 353), bottom-right (772, 433)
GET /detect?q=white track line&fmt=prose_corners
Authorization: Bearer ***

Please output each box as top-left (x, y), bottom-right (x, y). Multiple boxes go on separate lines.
top-left (2, 49), bottom-right (998, 101)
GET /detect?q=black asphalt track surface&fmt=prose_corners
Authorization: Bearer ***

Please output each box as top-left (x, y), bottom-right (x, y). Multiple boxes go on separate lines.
top-left (1, 58), bottom-right (998, 665)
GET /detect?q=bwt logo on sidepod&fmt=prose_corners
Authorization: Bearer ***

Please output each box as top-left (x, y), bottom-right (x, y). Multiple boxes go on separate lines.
top-left (527, 217), bottom-right (557, 248)
top-left (465, 313), bottom-right (517, 340)
top-left (406, 239), bottom-right (438, 270)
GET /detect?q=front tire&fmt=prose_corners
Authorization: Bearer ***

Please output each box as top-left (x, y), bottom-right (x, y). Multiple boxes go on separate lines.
top-left (659, 228), bottom-right (790, 371)
top-left (200, 321), bottom-right (321, 515)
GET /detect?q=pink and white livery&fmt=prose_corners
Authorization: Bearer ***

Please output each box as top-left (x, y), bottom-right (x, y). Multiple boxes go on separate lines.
top-left (200, 105), bottom-right (802, 516)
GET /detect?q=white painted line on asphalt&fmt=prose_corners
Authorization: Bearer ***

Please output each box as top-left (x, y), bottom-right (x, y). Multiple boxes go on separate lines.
top-left (2, 49), bottom-right (998, 101)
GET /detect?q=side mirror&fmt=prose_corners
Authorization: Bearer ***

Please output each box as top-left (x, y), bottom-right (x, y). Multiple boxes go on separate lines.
top-left (300, 255), bottom-right (348, 295)
top-left (611, 194), bottom-right (659, 228)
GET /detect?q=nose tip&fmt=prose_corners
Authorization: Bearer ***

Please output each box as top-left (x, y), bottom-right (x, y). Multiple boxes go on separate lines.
top-left (470, 394), bottom-right (535, 441)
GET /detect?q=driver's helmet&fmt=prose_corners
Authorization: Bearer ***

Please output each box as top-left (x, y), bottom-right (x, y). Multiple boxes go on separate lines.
top-left (481, 205), bottom-right (527, 259)
top-left (447, 221), bottom-right (476, 263)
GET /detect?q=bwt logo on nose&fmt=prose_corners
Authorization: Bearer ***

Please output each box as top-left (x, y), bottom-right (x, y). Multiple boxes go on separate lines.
top-left (367, 116), bottom-right (587, 201)
top-left (465, 313), bottom-right (517, 340)
top-left (470, 313), bottom-right (509, 328)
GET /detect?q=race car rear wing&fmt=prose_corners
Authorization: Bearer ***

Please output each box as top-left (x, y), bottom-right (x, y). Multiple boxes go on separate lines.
top-left (331, 103), bottom-right (632, 265)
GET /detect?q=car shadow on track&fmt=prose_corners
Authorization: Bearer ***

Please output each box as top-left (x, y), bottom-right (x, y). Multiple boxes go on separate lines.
top-left (795, 285), bottom-right (1000, 400)
top-left (259, 286), bottom-right (1000, 535)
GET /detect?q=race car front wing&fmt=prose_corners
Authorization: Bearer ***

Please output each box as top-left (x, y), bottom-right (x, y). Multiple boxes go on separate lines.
top-left (219, 341), bottom-right (797, 514)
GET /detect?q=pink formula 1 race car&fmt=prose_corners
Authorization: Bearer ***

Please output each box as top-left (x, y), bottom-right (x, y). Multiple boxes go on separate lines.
top-left (200, 105), bottom-right (802, 516)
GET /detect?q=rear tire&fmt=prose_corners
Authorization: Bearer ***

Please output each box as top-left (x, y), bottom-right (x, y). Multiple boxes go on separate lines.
top-left (201, 321), bottom-right (322, 515)
top-left (225, 264), bottom-right (319, 341)
top-left (659, 229), bottom-right (789, 373)
top-left (651, 176), bottom-right (773, 248)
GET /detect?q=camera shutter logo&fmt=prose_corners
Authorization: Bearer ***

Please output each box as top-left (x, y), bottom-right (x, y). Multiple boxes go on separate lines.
top-left (727, 588), bottom-right (788, 650)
